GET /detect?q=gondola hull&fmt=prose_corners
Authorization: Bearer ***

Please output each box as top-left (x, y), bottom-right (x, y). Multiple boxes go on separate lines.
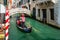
top-left (16, 24), bottom-right (32, 33)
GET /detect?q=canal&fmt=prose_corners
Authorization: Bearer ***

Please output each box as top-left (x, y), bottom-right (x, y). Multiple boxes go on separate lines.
top-left (9, 14), bottom-right (60, 40)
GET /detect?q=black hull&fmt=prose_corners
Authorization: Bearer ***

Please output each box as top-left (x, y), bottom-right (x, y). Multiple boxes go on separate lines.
top-left (16, 25), bottom-right (32, 33)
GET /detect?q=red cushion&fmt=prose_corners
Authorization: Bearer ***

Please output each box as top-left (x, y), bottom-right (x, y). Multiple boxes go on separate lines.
top-left (17, 20), bottom-right (20, 25)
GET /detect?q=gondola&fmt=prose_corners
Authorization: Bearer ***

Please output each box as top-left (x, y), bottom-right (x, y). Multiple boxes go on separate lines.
top-left (16, 18), bottom-right (32, 33)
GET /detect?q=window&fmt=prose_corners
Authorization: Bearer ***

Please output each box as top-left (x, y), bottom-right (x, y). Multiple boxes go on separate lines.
top-left (4, 0), bottom-right (7, 5)
top-left (29, 4), bottom-right (30, 10)
top-left (50, 9), bottom-right (54, 20)
top-left (42, 9), bottom-right (47, 18)
top-left (33, 0), bottom-right (35, 1)
top-left (3, 14), bottom-right (5, 23)
top-left (38, 9), bottom-right (40, 17)
top-left (21, 0), bottom-right (23, 4)
top-left (0, 13), bottom-right (1, 19)
top-left (28, 0), bottom-right (30, 3)
top-left (19, 1), bottom-right (21, 5)
top-left (0, 14), bottom-right (1, 23)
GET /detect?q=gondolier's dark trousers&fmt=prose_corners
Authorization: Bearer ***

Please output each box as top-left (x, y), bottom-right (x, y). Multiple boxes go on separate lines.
top-left (22, 22), bottom-right (25, 28)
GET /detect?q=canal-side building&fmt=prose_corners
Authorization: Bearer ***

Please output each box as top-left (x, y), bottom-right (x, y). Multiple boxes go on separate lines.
top-left (31, 0), bottom-right (60, 27)
top-left (19, 0), bottom-right (31, 9)
top-left (21, 0), bottom-right (60, 28)
top-left (0, 0), bottom-right (8, 6)
top-left (0, 0), bottom-right (7, 23)
top-left (8, 0), bottom-right (20, 9)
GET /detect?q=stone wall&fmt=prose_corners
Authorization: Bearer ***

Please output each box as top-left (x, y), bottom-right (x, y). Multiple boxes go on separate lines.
top-left (54, 0), bottom-right (60, 27)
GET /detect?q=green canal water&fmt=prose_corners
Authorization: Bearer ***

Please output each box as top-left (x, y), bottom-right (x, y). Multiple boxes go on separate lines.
top-left (9, 14), bottom-right (60, 40)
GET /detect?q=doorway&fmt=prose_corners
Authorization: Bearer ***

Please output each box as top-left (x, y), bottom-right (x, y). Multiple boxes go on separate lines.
top-left (42, 9), bottom-right (47, 23)
top-left (33, 8), bottom-right (36, 19)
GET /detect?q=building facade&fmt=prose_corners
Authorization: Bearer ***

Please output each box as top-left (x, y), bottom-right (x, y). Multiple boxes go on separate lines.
top-left (0, 0), bottom-right (7, 23)
top-left (0, 0), bottom-right (8, 6)
top-left (22, 0), bottom-right (60, 28)
top-left (19, 0), bottom-right (31, 9)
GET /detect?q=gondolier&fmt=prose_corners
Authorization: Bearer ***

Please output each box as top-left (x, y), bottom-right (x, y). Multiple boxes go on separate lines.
top-left (20, 13), bottom-right (25, 28)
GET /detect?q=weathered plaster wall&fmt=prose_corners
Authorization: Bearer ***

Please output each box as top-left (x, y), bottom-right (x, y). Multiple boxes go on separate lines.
top-left (54, 0), bottom-right (60, 26)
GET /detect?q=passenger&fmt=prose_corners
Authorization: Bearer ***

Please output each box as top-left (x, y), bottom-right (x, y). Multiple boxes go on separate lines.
top-left (2, 24), bottom-right (5, 30)
top-left (17, 19), bottom-right (20, 26)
